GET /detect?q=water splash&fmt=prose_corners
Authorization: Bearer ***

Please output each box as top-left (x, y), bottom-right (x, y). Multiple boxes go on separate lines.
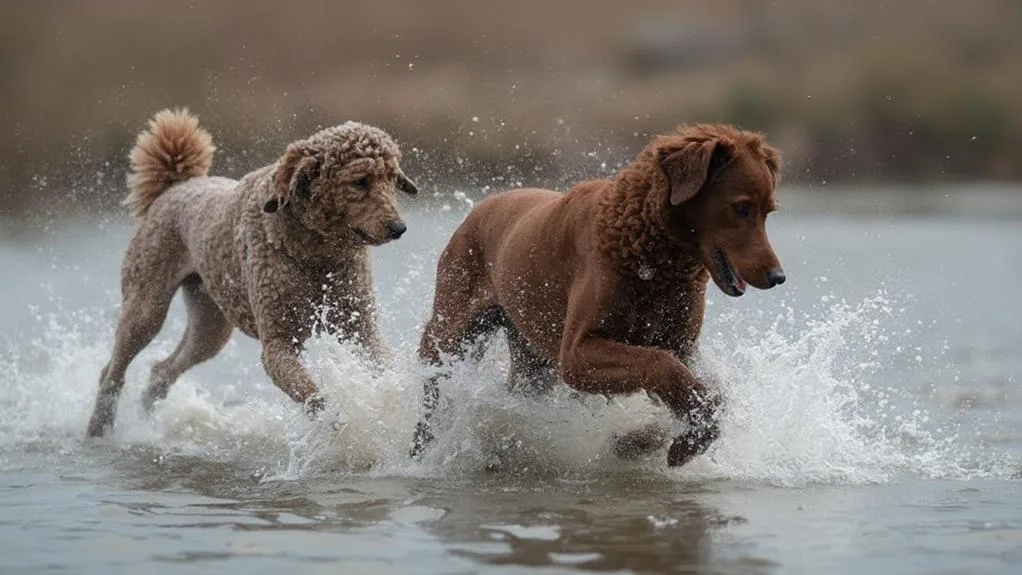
top-left (0, 288), bottom-right (1015, 485)
top-left (687, 292), bottom-right (997, 485)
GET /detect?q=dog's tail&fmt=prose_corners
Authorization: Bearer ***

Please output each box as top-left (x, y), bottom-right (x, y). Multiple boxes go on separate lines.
top-left (123, 108), bottom-right (215, 218)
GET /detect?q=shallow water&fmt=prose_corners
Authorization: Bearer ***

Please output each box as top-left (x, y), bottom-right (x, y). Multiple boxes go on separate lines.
top-left (2, 193), bottom-right (1021, 573)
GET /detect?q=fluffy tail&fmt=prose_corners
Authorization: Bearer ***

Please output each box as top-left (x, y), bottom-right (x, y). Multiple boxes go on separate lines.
top-left (123, 108), bottom-right (215, 217)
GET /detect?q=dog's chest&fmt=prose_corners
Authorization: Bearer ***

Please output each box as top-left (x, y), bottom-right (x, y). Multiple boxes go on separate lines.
top-left (256, 259), bottom-right (373, 337)
top-left (612, 284), bottom-right (695, 348)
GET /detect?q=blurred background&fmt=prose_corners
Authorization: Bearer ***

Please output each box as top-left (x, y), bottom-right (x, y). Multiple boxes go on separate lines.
top-left (2, 0), bottom-right (1021, 223)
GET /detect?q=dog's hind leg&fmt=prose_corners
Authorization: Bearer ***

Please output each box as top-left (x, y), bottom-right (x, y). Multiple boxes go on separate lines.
top-left (87, 285), bottom-right (176, 437)
top-left (412, 302), bottom-right (502, 458)
top-left (412, 233), bottom-right (504, 457)
top-left (141, 276), bottom-right (233, 413)
top-left (504, 322), bottom-right (557, 396)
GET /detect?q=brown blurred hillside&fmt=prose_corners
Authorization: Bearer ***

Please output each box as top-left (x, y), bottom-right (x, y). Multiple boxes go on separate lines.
top-left (2, 0), bottom-right (1021, 216)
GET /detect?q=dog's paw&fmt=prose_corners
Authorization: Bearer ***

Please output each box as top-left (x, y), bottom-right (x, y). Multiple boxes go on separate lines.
top-left (304, 394), bottom-right (326, 417)
top-left (140, 390), bottom-right (165, 415)
top-left (612, 422), bottom-right (671, 460)
top-left (484, 454), bottom-right (504, 473)
top-left (666, 418), bottom-right (720, 467)
top-left (409, 421), bottom-right (434, 459)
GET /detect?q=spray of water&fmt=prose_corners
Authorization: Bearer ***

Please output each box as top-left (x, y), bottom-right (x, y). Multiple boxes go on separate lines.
top-left (1, 281), bottom-right (1013, 485)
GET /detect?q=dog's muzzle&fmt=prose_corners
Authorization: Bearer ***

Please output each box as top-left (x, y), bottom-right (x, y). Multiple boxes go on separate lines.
top-left (388, 220), bottom-right (407, 240)
top-left (765, 268), bottom-right (786, 288)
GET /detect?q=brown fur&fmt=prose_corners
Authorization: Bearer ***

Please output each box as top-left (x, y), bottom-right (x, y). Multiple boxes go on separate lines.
top-left (412, 124), bottom-right (784, 467)
top-left (87, 109), bottom-right (418, 437)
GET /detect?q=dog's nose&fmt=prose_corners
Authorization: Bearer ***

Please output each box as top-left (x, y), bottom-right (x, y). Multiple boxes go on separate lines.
top-left (765, 268), bottom-right (786, 288)
top-left (387, 220), bottom-right (407, 239)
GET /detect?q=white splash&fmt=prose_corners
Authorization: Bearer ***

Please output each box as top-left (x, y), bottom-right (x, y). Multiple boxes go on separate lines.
top-left (0, 288), bottom-right (1014, 485)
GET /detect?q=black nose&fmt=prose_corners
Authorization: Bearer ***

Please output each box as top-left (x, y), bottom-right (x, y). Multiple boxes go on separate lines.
top-left (388, 220), bottom-right (407, 239)
top-left (766, 268), bottom-right (786, 288)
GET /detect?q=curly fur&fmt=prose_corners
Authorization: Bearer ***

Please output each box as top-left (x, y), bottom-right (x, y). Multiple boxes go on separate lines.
top-left (597, 124), bottom-right (781, 283)
top-left (87, 109), bottom-right (417, 438)
top-left (124, 108), bottom-right (215, 217)
top-left (413, 123), bottom-right (784, 467)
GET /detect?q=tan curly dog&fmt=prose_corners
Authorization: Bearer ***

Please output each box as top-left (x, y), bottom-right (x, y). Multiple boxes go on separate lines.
top-left (87, 109), bottom-right (418, 437)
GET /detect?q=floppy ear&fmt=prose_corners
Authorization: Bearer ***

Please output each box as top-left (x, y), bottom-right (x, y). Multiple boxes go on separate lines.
top-left (762, 144), bottom-right (782, 186)
top-left (265, 145), bottom-right (319, 213)
top-left (659, 140), bottom-right (732, 206)
top-left (396, 170), bottom-right (419, 196)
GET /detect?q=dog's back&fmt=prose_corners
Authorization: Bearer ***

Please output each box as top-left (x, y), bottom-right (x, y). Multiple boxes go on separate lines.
top-left (455, 188), bottom-right (562, 259)
top-left (117, 110), bottom-right (253, 333)
top-left (419, 182), bottom-right (608, 367)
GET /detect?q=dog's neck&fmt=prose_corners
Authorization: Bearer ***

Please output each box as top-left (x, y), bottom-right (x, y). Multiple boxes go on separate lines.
top-left (259, 200), bottom-right (369, 271)
top-left (596, 162), bottom-right (706, 286)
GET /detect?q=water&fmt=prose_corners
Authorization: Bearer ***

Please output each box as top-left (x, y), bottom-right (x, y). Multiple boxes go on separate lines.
top-left (2, 192), bottom-right (1021, 573)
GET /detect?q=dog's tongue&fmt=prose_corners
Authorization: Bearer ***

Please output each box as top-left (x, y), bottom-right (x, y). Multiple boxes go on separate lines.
top-left (719, 252), bottom-right (746, 296)
top-left (712, 248), bottom-right (746, 296)
top-left (730, 272), bottom-right (746, 295)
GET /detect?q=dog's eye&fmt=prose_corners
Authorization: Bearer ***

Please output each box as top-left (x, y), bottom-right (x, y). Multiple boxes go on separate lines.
top-left (734, 203), bottom-right (754, 219)
top-left (352, 177), bottom-right (370, 191)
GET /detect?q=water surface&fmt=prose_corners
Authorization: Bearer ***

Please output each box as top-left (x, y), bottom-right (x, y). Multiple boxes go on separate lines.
top-left (2, 193), bottom-right (1020, 573)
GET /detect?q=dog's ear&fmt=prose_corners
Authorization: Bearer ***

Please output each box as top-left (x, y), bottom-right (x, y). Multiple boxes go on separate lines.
top-left (266, 145), bottom-right (319, 213)
top-left (762, 144), bottom-right (782, 187)
top-left (396, 169), bottom-right (419, 196)
top-left (659, 140), bottom-right (732, 206)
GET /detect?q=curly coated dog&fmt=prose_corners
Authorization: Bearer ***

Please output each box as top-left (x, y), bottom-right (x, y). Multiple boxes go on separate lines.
top-left (412, 124), bottom-right (784, 467)
top-left (87, 109), bottom-right (418, 437)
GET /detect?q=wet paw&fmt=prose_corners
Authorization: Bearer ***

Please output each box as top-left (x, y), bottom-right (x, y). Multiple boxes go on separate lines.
top-left (666, 419), bottom-right (720, 467)
top-left (140, 390), bottom-right (162, 415)
top-left (612, 422), bottom-right (671, 460)
top-left (410, 421), bottom-right (433, 459)
top-left (304, 394), bottom-right (326, 417)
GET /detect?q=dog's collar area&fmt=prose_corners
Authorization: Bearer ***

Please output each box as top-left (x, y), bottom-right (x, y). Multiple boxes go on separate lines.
top-left (631, 253), bottom-right (704, 284)
top-left (638, 264), bottom-right (655, 281)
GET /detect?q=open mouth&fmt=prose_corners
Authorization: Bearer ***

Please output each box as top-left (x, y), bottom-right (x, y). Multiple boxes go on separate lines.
top-left (712, 248), bottom-right (746, 297)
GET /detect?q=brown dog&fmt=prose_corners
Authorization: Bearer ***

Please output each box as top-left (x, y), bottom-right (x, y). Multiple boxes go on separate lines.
top-left (412, 124), bottom-right (784, 467)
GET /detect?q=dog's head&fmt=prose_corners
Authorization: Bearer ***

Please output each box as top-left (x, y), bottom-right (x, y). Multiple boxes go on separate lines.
top-left (655, 124), bottom-right (784, 297)
top-left (264, 122), bottom-right (418, 246)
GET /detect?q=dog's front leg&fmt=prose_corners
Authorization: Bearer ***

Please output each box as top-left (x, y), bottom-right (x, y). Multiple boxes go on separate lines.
top-left (321, 288), bottom-right (391, 368)
top-left (260, 338), bottom-right (325, 415)
top-left (348, 311), bottom-right (391, 368)
top-left (559, 337), bottom-right (719, 467)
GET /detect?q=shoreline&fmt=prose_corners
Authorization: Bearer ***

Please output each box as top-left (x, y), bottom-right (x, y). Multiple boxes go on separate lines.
top-left (774, 183), bottom-right (1022, 218)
